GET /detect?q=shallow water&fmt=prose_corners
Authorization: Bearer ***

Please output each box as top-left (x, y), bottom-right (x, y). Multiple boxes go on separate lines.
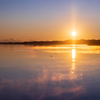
top-left (0, 44), bottom-right (100, 100)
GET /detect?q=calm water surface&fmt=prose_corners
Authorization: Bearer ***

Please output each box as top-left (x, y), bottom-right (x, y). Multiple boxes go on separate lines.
top-left (0, 45), bottom-right (100, 100)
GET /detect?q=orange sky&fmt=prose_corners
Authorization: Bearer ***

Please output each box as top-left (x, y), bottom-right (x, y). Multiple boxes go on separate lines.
top-left (0, 0), bottom-right (100, 41)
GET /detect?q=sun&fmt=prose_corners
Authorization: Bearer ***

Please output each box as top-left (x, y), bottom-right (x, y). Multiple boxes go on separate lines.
top-left (72, 31), bottom-right (76, 36)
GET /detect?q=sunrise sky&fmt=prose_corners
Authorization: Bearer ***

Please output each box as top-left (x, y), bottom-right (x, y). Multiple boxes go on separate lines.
top-left (0, 0), bottom-right (100, 41)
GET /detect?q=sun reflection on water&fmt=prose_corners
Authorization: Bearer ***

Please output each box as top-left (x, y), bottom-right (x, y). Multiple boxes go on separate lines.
top-left (71, 46), bottom-right (76, 79)
top-left (72, 49), bottom-right (76, 60)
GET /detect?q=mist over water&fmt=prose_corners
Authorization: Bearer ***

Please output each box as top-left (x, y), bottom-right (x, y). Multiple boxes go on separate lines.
top-left (0, 45), bottom-right (100, 100)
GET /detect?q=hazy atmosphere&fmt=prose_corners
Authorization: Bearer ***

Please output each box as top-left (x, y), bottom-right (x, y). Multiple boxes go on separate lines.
top-left (0, 0), bottom-right (100, 41)
top-left (1, 1), bottom-right (100, 100)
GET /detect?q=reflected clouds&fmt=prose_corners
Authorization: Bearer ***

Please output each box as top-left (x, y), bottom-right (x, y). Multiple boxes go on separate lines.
top-left (2, 45), bottom-right (100, 99)
top-left (0, 45), bottom-right (84, 100)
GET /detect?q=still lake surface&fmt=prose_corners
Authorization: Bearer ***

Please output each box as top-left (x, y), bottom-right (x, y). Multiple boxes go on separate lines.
top-left (0, 44), bottom-right (100, 100)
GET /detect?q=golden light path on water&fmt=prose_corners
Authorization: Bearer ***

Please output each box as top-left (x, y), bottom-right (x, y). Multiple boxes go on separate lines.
top-left (72, 49), bottom-right (76, 60)
top-left (71, 45), bottom-right (76, 78)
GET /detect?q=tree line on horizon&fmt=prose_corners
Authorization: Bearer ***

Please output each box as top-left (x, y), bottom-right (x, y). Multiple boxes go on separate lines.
top-left (0, 39), bottom-right (100, 45)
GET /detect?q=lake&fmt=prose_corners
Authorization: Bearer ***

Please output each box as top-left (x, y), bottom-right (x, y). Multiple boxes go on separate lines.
top-left (0, 44), bottom-right (100, 100)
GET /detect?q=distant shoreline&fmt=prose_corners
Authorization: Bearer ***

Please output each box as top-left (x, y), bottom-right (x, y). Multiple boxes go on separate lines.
top-left (0, 40), bottom-right (100, 45)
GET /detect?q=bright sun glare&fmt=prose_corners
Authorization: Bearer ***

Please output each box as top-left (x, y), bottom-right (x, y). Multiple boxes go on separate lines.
top-left (72, 31), bottom-right (76, 36)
